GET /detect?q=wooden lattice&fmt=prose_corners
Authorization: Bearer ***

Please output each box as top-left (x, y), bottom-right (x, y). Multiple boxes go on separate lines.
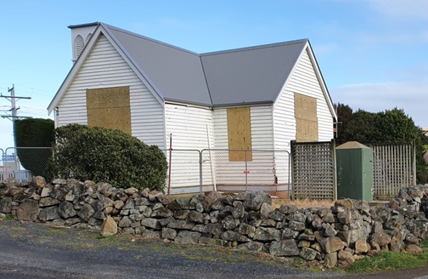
top-left (291, 140), bottom-right (336, 200)
top-left (370, 142), bottom-right (415, 199)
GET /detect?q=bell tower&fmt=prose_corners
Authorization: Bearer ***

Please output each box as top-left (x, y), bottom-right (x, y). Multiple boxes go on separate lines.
top-left (68, 22), bottom-right (98, 62)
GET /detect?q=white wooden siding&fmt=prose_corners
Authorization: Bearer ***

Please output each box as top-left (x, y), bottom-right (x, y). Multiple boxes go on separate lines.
top-left (273, 47), bottom-right (334, 186)
top-left (165, 104), bottom-right (215, 192)
top-left (212, 105), bottom-right (276, 186)
top-left (273, 47), bottom-right (333, 148)
top-left (57, 34), bottom-right (165, 148)
top-left (213, 105), bottom-right (274, 149)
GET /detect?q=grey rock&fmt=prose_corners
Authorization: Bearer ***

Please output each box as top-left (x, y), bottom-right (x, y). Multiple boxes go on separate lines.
top-left (187, 211), bottom-right (204, 224)
top-left (260, 203), bottom-right (271, 219)
top-left (320, 237), bottom-right (346, 254)
top-left (270, 239), bottom-right (300, 256)
top-left (152, 207), bottom-right (173, 218)
top-left (16, 199), bottom-right (39, 221)
top-left (167, 219), bottom-right (195, 230)
top-left (254, 227), bottom-right (280, 241)
top-left (175, 231), bottom-right (201, 244)
top-left (324, 223), bottom-right (337, 237)
top-left (237, 241), bottom-right (264, 252)
top-left (300, 247), bottom-right (319, 261)
top-left (141, 218), bottom-right (161, 230)
top-left (142, 230), bottom-right (161, 239)
top-left (220, 230), bottom-right (249, 242)
top-left (232, 201), bottom-right (245, 218)
top-left (289, 220), bottom-right (305, 231)
top-left (119, 216), bottom-right (132, 228)
top-left (78, 204), bottom-right (95, 222)
top-left (325, 252), bottom-right (338, 268)
top-left (269, 210), bottom-right (286, 221)
top-left (39, 197), bottom-right (61, 208)
top-left (174, 210), bottom-right (190, 220)
top-left (157, 195), bottom-right (173, 205)
top-left (222, 215), bottom-right (239, 230)
top-left (39, 206), bottom-right (60, 221)
top-left (282, 228), bottom-right (298, 239)
top-left (370, 232), bottom-right (391, 247)
top-left (161, 227), bottom-right (177, 240)
top-left (236, 223), bottom-right (255, 237)
top-left (58, 201), bottom-right (76, 219)
top-left (206, 223), bottom-right (223, 237)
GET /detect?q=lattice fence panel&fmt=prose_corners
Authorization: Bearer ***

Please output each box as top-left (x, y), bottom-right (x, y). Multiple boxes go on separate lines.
top-left (370, 142), bottom-right (415, 198)
top-left (291, 140), bottom-right (336, 200)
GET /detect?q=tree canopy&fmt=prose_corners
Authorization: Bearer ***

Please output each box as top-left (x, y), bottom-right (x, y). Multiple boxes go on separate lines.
top-left (335, 105), bottom-right (428, 183)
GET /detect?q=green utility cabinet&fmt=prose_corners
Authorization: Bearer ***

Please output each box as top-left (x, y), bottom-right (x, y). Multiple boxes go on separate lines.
top-left (336, 141), bottom-right (373, 201)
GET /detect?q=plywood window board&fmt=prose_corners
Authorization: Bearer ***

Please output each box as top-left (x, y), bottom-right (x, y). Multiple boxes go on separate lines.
top-left (294, 93), bottom-right (318, 142)
top-left (86, 86), bottom-right (132, 135)
top-left (227, 107), bottom-right (252, 161)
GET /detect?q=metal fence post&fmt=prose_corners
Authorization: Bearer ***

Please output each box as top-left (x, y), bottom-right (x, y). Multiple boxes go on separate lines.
top-left (0, 148), bottom-right (4, 182)
top-left (245, 150), bottom-right (248, 191)
top-left (331, 139), bottom-right (337, 200)
top-left (412, 140), bottom-right (417, 186)
top-left (199, 150), bottom-right (203, 194)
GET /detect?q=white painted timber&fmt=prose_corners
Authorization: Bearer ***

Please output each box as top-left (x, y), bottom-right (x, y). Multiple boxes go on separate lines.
top-left (212, 105), bottom-right (276, 187)
top-left (273, 47), bottom-right (334, 186)
top-left (165, 103), bottom-right (215, 192)
top-left (57, 34), bottom-right (165, 148)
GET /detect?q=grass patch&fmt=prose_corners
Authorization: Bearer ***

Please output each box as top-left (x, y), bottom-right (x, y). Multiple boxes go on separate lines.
top-left (347, 251), bottom-right (428, 273)
top-left (4, 214), bottom-right (14, 221)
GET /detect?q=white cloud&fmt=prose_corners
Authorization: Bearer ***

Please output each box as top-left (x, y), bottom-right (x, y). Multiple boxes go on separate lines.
top-left (366, 0), bottom-right (428, 21)
top-left (331, 81), bottom-right (428, 128)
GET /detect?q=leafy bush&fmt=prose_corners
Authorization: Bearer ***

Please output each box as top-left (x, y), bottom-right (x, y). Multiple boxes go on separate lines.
top-left (14, 118), bottom-right (54, 176)
top-left (45, 124), bottom-right (168, 192)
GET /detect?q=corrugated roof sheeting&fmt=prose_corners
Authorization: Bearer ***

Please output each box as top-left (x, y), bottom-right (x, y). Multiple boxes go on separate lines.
top-left (104, 23), bottom-right (308, 107)
top-left (107, 25), bottom-right (212, 106)
top-left (201, 40), bottom-right (307, 106)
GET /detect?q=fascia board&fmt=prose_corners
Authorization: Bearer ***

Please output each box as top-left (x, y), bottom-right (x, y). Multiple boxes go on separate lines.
top-left (47, 24), bottom-right (103, 114)
top-left (305, 42), bottom-right (337, 119)
top-left (100, 23), bottom-right (165, 106)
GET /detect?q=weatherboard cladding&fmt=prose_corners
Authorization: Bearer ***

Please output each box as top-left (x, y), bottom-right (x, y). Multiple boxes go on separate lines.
top-left (58, 34), bottom-right (165, 148)
top-left (101, 23), bottom-right (307, 107)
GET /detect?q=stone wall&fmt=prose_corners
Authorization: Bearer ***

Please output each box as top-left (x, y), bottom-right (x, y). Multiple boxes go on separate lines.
top-left (1, 176), bottom-right (428, 268)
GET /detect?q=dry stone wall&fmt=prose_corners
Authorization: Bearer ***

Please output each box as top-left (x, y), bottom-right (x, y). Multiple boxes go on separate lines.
top-left (1, 176), bottom-right (428, 268)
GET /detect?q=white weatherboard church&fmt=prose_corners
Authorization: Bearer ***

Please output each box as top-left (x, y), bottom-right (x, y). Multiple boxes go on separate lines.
top-left (48, 22), bottom-right (337, 195)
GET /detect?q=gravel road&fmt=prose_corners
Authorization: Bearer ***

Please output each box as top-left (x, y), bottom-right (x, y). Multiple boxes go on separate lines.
top-left (1, 220), bottom-right (428, 279)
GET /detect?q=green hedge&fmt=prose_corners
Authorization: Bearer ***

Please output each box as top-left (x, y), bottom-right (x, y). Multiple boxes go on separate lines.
top-left (14, 118), bottom-right (54, 176)
top-left (45, 124), bottom-right (168, 192)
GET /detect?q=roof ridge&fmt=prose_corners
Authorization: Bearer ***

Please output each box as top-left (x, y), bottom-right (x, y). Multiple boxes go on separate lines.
top-left (101, 23), bottom-right (200, 56)
top-left (201, 39), bottom-right (308, 57)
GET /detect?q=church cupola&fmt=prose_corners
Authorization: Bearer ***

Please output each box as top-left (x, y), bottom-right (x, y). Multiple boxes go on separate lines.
top-left (68, 22), bottom-right (98, 62)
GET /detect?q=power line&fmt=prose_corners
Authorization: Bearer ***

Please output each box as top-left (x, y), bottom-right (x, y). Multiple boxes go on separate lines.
top-left (0, 84), bottom-right (32, 148)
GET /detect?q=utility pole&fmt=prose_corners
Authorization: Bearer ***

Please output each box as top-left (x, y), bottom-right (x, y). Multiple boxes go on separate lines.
top-left (0, 85), bottom-right (32, 121)
top-left (0, 85), bottom-right (32, 147)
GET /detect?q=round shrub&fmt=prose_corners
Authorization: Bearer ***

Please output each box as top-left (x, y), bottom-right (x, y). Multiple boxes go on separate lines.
top-left (45, 124), bottom-right (167, 192)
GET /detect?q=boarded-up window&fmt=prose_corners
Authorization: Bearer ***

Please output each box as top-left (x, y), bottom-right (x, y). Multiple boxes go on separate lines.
top-left (86, 86), bottom-right (132, 134)
top-left (227, 107), bottom-right (252, 161)
top-left (294, 93), bottom-right (318, 142)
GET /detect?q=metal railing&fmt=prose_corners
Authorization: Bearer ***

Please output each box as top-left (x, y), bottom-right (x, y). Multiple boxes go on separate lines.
top-left (163, 149), bottom-right (291, 195)
top-left (1, 147), bottom-right (52, 183)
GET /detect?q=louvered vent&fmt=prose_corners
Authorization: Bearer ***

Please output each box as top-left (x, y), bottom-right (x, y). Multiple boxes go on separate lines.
top-left (86, 33), bottom-right (92, 43)
top-left (74, 35), bottom-right (84, 59)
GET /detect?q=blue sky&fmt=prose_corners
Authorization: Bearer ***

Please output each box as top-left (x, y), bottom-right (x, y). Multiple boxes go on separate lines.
top-left (0, 0), bottom-right (427, 149)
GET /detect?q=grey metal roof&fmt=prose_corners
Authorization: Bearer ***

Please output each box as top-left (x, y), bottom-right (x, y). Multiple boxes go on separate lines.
top-left (102, 23), bottom-right (308, 107)
top-left (201, 40), bottom-right (307, 106)
top-left (105, 24), bottom-right (212, 106)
